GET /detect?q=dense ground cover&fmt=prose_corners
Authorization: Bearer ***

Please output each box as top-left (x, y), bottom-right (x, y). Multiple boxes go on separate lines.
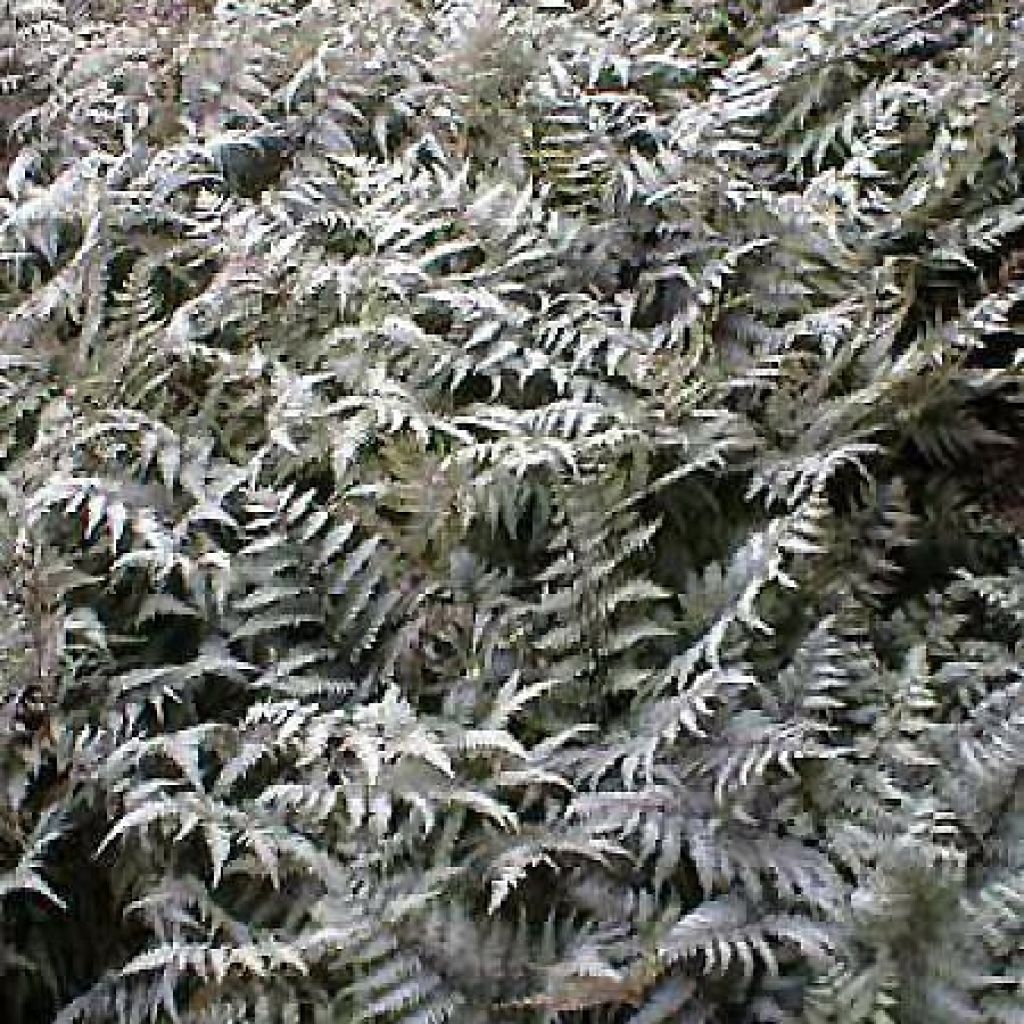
top-left (2, 1), bottom-right (1023, 1022)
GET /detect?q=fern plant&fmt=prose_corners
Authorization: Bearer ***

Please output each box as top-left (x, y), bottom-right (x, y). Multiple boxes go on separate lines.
top-left (1, 1), bottom-right (1023, 1023)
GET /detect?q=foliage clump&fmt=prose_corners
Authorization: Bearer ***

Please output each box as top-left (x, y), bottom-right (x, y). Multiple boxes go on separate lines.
top-left (2, 1), bottom-right (1023, 1022)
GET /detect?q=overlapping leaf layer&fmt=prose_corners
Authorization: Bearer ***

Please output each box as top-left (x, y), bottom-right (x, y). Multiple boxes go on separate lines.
top-left (2, 2), bottom-right (1023, 1022)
